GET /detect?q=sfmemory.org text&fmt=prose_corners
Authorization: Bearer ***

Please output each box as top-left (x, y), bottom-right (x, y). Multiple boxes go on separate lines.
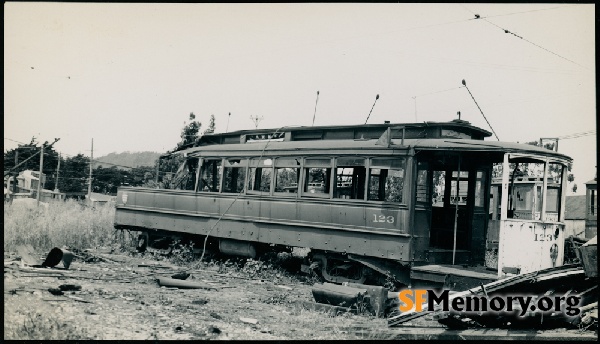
top-left (398, 290), bottom-right (582, 317)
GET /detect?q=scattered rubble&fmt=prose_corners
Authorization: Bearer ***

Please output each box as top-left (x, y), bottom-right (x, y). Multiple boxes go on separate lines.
top-left (5, 242), bottom-right (597, 340)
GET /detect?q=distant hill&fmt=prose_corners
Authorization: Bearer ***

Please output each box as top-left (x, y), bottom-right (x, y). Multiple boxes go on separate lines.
top-left (93, 151), bottom-right (161, 169)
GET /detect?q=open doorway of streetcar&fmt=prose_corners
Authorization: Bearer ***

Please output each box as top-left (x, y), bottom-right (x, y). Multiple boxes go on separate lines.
top-left (412, 147), bottom-right (570, 278)
top-left (413, 150), bottom-right (491, 267)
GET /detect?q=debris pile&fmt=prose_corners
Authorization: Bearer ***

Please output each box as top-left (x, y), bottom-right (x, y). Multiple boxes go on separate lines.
top-left (387, 235), bottom-right (598, 334)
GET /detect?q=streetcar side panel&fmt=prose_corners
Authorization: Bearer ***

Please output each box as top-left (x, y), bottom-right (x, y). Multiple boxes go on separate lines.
top-left (115, 188), bottom-right (412, 262)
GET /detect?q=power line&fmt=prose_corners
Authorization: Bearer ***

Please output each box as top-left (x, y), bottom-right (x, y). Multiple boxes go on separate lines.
top-left (481, 5), bottom-right (577, 19)
top-left (5, 136), bottom-right (148, 170)
top-left (479, 18), bottom-right (589, 70)
top-left (556, 130), bottom-right (596, 140)
top-left (523, 130), bottom-right (596, 144)
top-left (461, 4), bottom-right (576, 20)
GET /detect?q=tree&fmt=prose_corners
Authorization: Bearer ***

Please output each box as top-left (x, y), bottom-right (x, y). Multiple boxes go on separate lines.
top-left (157, 113), bottom-right (219, 189)
top-left (59, 154), bottom-right (90, 194)
top-left (176, 112), bottom-right (202, 151)
top-left (4, 137), bottom-right (61, 190)
top-left (93, 166), bottom-right (124, 194)
top-left (129, 166), bottom-right (157, 187)
top-left (204, 114), bottom-right (216, 135)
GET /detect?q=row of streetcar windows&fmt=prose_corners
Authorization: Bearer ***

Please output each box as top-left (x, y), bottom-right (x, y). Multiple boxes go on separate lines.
top-left (191, 156), bottom-right (406, 203)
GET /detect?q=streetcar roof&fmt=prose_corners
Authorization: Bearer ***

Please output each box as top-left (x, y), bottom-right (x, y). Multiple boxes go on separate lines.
top-left (169, 119), bottom-right (570, 163)
top-left (180, 137), bottom-right (571, 163)
top-left (175, 119), bottom-right (493, 152)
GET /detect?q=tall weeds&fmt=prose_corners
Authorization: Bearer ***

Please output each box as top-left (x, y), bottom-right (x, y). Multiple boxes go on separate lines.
top-left (3, 199), bottom-right (117, 253)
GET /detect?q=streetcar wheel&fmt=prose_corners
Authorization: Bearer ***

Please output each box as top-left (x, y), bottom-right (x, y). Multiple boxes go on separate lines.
top-left (136, 232), bottom-right (149, 252)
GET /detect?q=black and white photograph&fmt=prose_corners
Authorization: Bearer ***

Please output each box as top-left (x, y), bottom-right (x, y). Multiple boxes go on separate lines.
top-left (4, 2), bottom-right (597, 340)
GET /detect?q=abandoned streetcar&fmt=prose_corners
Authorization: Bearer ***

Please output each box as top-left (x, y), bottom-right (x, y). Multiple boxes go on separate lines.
top-left (114, 119), bottom-right (572, 290)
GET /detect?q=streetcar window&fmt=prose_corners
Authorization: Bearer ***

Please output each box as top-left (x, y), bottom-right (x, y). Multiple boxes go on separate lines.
top-left (432, 171), bottom-right (445, 207)
top-left (368, 158), bottom-right (405, 203)
top-left (274, 158), bottom-right (300, 194)
top-left (334, 157), bottom-right (365, 199)
top-left (450, 171), bottom-right (469, 205)
top-left (171, 158), bottom-right (199, 191)
top-left (546, 187), bottom-right (560, 213)
top-left (545, 162), bottom-right (563, 221)
top-left (185, 158), bottom-right (199, 191)
top-left (303, 158), bottom-right (332, 196)
top-left (248, 158), bottom-right (273, 193)
top-left (199, 159), bottom-right (222, 192)
top-left (591, 189), bottom-right (596, 216)
top-left (474, 171), bottom-right (486, 208)
top-left (223, 159), bottom-right (247, 193)
top-left (275, 168), bottom-right (299, 193)
top-left (304, 168), bottom-right (331, 195)
top-left (514, 185), bottom-right (533, 211)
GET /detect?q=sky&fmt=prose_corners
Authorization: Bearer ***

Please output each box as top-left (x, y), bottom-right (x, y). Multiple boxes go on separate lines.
top-left (4, 3), bottom-right (596, 193)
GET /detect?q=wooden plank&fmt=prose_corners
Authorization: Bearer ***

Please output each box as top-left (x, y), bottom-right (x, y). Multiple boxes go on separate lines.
top-left (155, 277), bottom-right (221, 290)
top-left (295, 300), bottom-right (357, 315)
top-left (412, 264), bottom-right (497, 280)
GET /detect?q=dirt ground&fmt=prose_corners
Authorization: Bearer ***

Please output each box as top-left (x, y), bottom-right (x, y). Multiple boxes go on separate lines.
top-left (5, 248), bottom-right (597, 341)
top-left (4, 248), bottom-right (399, 340)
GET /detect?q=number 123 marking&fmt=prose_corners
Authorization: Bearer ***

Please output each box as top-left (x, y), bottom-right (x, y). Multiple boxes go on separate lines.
top-left (373, 214), bottom-right (395, 223)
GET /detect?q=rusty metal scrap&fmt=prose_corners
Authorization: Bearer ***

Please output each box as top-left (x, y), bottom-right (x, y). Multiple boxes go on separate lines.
top-left (155, 277), bottom-right (221, 290)
top-left (312, 282), bottom-right (367, 309)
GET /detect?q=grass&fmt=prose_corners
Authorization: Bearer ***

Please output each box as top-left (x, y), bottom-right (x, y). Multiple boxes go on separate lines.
top-left (4, 295), bottom-right (94, 340)
top-left (4, 199), bottom-right (393, 340)
top-left (4, 199), bottom-right (118, 253)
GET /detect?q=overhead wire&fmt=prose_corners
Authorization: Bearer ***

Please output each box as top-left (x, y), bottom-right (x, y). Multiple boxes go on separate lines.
top-left (524, 130), bottom-right (596, 144)
top-left (479, 18), bottom-right (589, 70)
top-left (458, 4), bottom-right (590, 71)
top-left (5, 137), bottom-right (147, 170)
top-left (556, 130), bottom-right (596, 140)
top-left (483, 5), bottom-right (578, 19)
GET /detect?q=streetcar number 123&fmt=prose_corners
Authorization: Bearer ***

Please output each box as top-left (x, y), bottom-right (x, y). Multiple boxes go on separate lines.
top-left (373, 214), bottom-right (395, 223)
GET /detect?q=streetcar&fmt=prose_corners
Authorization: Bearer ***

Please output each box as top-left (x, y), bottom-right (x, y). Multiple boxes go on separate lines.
top-left (114, 119), bottom-right (572, 290)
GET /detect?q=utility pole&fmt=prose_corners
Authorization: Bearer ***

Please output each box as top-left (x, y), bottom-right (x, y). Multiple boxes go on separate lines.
top-left (87, 139), bottom-right (93, 205)
top-left (55, 153), bottom-right (61, 191)
top-left (12, 150), bottom-right (19, 202)
top-left (36, 143), bottom-right (44, 206)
